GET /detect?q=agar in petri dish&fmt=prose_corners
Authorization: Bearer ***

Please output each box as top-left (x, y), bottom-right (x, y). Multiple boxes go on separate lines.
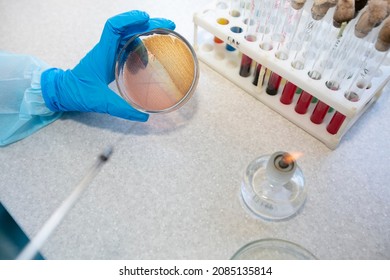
top-left (116, 28), bottom-right (199, 113)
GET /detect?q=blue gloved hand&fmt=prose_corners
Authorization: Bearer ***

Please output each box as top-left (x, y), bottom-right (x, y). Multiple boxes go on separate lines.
top-left (41, 10), bottom-right (176, 121)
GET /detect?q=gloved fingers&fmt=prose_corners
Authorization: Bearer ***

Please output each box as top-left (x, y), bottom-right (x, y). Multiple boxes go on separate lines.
top-left (143, 17), bottom-right (176, 31)
top-left (120, 18), bottom-right (176, 44)
top-left (104, 87), bottom-right (149, 122)
top-left (73, 11), bottom-right (151, 85)
top-left (104, 10), bottom-right (150, 37)
top-left (72, 13), bottom-right (175, 87)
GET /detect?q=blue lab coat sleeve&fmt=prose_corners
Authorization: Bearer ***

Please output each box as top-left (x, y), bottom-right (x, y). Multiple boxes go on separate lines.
top-left (0, 52), bottom-right (62, 146)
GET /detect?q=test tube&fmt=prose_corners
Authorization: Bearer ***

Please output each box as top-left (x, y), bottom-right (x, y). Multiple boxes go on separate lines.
top-left (265, 0), bottom-right (288, 51)
top-left (344, 31), bottom-right (390, 102)
top-left (309, 2), bottom-right (377, 82)
top-left (324, 37), bottom-right (360, 90)
top-left (310, 100), bottom-right (330, 124)
top-left (251, 0), bottom-right (272, 84)
top-left (344, 48), bottom-right (389, 102)
top-left (258, 0), bottom-right (279, 50)
top-left (274, 0), bottom-right (305, 60)
top-left (266, 72), bottom-right (282, 95)
top-left (326, 111), bottom-right (346, 134)
top-left (280, 81), bottom-right (298, 104)
top-left (294, 90), bottom-right (313, 114)
top-left (342, 5), bottom-right (390, 100)
top-left (292, 0), bottom-right (337, 72)
top-left (229, 0), bottom-right (242, 17)
top-left (240, 0), bottom-right (251, 19)
top-left (325, 17), bottom-right (377, 90)
top-left (256, 0), bottom-right (272, 30)
top-left (291, 14), bottom-right (323, 70)
top-left (265, 1), bottom-right (305, 95)
top-left (307, 8), bottom-right (342, 80)
top-left (239, 54), bottom-right (253, 77)
top-left (239, 0), bottom-right (260, 77)
top-left (328, 23), bottom-right (388, 133)
top-left (252, 63), bottom-right (264, 86)
top-left (262, 1), bottom-right (289, 95)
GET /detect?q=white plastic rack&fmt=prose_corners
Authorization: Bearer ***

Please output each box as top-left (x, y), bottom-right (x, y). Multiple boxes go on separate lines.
top-left (193, 1), bottom-right (390, 149)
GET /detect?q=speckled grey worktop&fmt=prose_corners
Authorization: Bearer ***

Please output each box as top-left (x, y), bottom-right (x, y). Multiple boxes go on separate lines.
top-left (0, 0), bottom-right (389, 259)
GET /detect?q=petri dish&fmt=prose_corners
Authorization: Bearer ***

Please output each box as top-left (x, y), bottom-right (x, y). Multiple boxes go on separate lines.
top-left (231, 238), bottom-right (317, 260)
top-left (116, 28), bottom-right (199, 113)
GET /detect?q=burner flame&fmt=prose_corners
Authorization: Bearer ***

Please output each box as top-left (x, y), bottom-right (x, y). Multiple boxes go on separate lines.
top-left (281, 152), bottom-right (303, 165)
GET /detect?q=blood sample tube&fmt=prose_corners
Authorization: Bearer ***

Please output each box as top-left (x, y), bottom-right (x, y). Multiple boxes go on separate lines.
top-left (294, 90), bottom-right (312, 114)
top-left (252, 63), bottom-right (261, 85)
top-left (280, 82), bottom-right (297, 104)
top-left (239, 54), bottom-right (252, 77)
top-left (252, 63), bottom-right (263, 86)
top-left (327, 111), bottom-right (346, 134)
top-left (239, 0), bottom-right (260, 77)
top-left (266, 72), bottom-right (282, 95)
top-left (310, 101), bottom-right (330, 124)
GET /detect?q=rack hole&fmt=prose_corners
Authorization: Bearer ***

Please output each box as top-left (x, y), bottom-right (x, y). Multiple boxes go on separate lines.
top-left (229, 10), bottom-right (240, 17)
top-left (217, 18), bottom-right (229, 25)
top-left (230, 26), bottom-right (243, 33)
top-left (245, 34), bottom-right (257, 42)
top-left (260, 42), bottom-right (273, 51)
top-left (275, 51), bottom-right (288, 60)
top-left (344, 91), bottom-right (360, 102)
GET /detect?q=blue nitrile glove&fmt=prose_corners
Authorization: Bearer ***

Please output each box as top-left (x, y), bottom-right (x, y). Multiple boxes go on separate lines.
top-left (41, 10), bottom-right (176, 121)
top-left (0, 11), bottom-right (175, 147)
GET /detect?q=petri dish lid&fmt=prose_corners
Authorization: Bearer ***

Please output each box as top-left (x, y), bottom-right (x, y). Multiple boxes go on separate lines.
top-left (231, 238), bottom-right (317, 260)
top-left (115, 28), bottom-right (199, 114)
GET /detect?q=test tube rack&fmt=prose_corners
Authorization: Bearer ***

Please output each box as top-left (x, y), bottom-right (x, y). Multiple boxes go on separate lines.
top-left (193, 1), bottom-right (390, 149)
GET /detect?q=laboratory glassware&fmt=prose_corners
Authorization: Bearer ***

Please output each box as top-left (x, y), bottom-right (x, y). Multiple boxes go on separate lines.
top-left (116, 28), bottom-right (199, 113)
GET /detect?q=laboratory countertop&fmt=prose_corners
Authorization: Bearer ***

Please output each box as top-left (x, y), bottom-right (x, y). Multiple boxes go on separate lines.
top-left (1, 0), bottom-right (389, 260)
